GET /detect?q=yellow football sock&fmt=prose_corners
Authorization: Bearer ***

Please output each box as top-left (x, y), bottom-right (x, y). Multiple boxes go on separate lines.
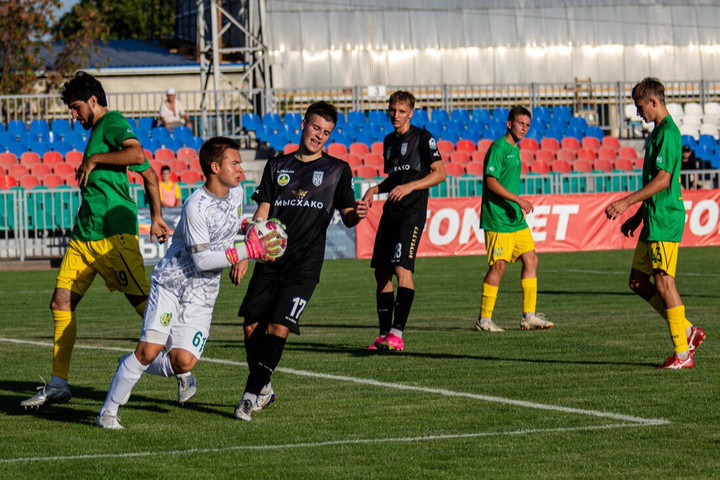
top-left (666, 305), bottom-right (689, 353)
top-left (51, 310), bottom-right (76, 380)
top-left (480, 283), bottom-right (499, 319)
top-left (134, 300), bottom-right (147, 317)
top-left (648, 294), bottom-right (667, 320)
top-left (521, 277), bottom-right (537, 314)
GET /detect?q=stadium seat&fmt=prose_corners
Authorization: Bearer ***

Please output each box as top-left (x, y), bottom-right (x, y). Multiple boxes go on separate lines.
top-left (0, 152), bottom-right (18, 170)
top-left (30, 163), bottom-right (52, 177)
top-left (171, 159), bottom-right (189, 173)
top-left (699, 123), bottom-right (720, 140)
top-left (597, 147), bottom-right (617, 162)
top-left (449, 151), bottom-right (471, 165)
top-left (576, 149), bottom-right (596, 162)
top-left (284, 112), bottom-right (303, 131)
top-left (431, 109), bottom-right (450, 124)
top-left (0, 175), bottom-right (18, 189)
top-left (540, 137), bottom-right (560, 151)
top-left (353, 165), bottom-right (379, 179)
top-left (370, 142), bottom-right (384, 156)
top-left (327, 143), bottom-right (348, 157)
top-left (520, 138), bottom-right (539, 153)
top-left (555, 149), bottom-right (577, 163)
top-left (601, 136), bottom-right (621, 150)
top-left (444, 163), bottom-right (466, 176)
top-left (581, 136), bottom-right (601, 151)
top-left (471, 150), bottom-right (487, 164)
top-left (7, 120), bottom-right (27, 135)
top-left (585, 126), bottom-right (604, 140)
top-left (154, 148), bottom-right (176, 162)
top-left (592, 158), bottom-right (614, 172)
top-left (62, 173), bottom-right (79, 187)
top-left (617, 146), bottom-right (638, 160)
top-left (347, 111), bottom-right (368, 128)
top-left (456, 139), bottom-right (475, 152)
top-left (349, 142), bottom-right (370, 156)
top-left (529, 160), bottom-right (551, 174)
top-left (283, 143), bottom-right (299, 155)
top-left (520, 150), bottom-right (534, 165)
top-left (64, 150), bottom-right (83, 166)
top-left (42, 174), bottom-right (64, 188)
top-left (176, 147), bottom-right (199, 162)
top-left (534, 150), bottom-right (555, 163)
top-left (684, 102), bottom-right (704, 117)
top-left (20, 151), bottom-right (42, 166)
top-left (363, 153), bottom-right (384, 169)
top-left (436, 139), bottom-right (455, 153)
top-left (614, 158), bottom-right (634, 172)
top-left (139, 117), bottom-right (156, 132)
top-left (8, 164), bottom-right (29, 178)
top-left (573, 159), bottom-right (593, 172)
top-left (51, 119), bottom-right (73, 137)
top-left (53, 163), bottom-right (76, 176)
top-left (550, 159), bottom-right (572, 174)
top-left (180, 170), bottom-right (203, 184)
top-left (344, 153), bottom-right (363, 168)
top-left (477, 139), bottom-right (493, 151)
top-left (241, 113), bottom-right (262, 131)
top-left (19, 174), bottom-right (41, 189)
top-left (561, 137), bottom-right (581, 151)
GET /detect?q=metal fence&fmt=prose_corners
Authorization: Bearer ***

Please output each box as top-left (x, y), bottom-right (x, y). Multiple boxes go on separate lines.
top-left (3, 79), bottom-right (720, 141)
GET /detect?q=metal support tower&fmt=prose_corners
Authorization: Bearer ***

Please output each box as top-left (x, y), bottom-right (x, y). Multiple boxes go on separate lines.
top-left (196, 0), bottom-right (270, 138)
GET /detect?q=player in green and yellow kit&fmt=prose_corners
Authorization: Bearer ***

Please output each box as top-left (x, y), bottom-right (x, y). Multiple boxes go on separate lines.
top-left (21, 72), bottom-right (170, 408)
top-left (475, 106), bottom-right (553, 333)
top-left (605, 77), bottom-right (705, 369)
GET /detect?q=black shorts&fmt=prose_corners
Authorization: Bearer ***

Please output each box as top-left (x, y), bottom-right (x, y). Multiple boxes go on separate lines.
top-left (370, 215), bottom-right (424, 272)
top-left (238, 271), bottom-right (318, 335)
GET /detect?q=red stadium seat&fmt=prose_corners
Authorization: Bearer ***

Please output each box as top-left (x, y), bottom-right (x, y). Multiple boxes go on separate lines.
top-left (550, 159), bottom-right (572, 173)
top-left (573, 159), bottom-right (593, 172)
top-left (282, 144), bottom-right (299, 155)
top-left (363, 153), bottom-right (384, 168)
top-left (53, 163), bottom-right (75, 176)
top-left (370, 142), bottom-right (384, 155)
top-left (520, 150), bottom-right (534, 165)
top-left (555, 149), bottom-right (577, 163)
top-left (344, 153), bottom-right (363, 167)
top-left (171, 159), bottom-right (190, 173)
top-left (560, 137), bottom-right (581, 151)
top-left (327, 143), bottom-right (348, 157)
top-left (593, 159), bottom-right (614, 172)
top-left (353, 165), bottom-right (379, 178)
top-left (534, 150), bottom-right (555, 163)
top-left (42, 151), bottom-right (64, 166)
top-left (62, 173), bottom-right (79, 187)
top-left (42, 174), bottom-right (65, 188)
top-left (465, 162), bottom-right (484, 176)
top-left (437, 139), bottom-right (455, 153)
top-left (576, 149), bottom-right (597, 162)
top-left (177, 147), bottom-right (199, 162)
top-left (154, 148), bottom-right (175, 162)
top-left (597, 147), bottom-right (617, 161)
top-left (581, 136), bottom-right (601, 151)
top-left (449, 151), bottom-right (471, 165)
top-left (0, 175), bottom-right (19, 189)
top-left (601, 136), bottom-right (622, 149)
top-left (521, 162), bottom-right (529, 175)
top-left (614, 158), bottom-right (634, 172)
top-left (519, 138), bottom-right (539, 153)
top-left (349, 142), bottom-right (370, 156)
top-left (456, 139), bottom-right (476, 152)
top-left (529, 160), bottom-right (551, 174)
top-left (8, 164), bottom-right (29, 179)
top-left (471, 150), bottom-right (487, 164)
top-left (618, 146), bottom-right (638, 160)
top-left (30, 163), bottom-right (52, 177)
top-left (19, 175), bottom-right (42, 189)
top-left (444, 163), bottom-right (466, 176)
top-left (540, 137), bottom-right (560, 151)
top-left (179, 170), bottom-right (203, 184)
top-left (20, 152), bottom-right (42, 166)
top-left (143, 148), bottom-right (154, 160)
top-left (477, 139), bottom-right (493, 151)
top-left (65, 151), bottom-right (83, 165)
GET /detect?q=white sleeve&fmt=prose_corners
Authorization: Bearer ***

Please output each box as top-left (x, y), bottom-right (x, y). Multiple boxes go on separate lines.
top-left (191, 248), bottom-right (246, 271)
top-left (181, 200), bottom-right (247, 271)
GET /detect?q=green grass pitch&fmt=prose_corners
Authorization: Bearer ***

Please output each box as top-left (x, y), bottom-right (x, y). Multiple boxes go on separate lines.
top-left (1, 247), bottom-right (718, 479)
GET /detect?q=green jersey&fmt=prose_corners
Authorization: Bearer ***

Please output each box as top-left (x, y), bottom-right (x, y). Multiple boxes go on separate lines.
top-left (639, 115), bottom-right (684, 242)
top-left (72, 110), bottom-right (150, 241)
top-left (480, 135), bottom-right (528, 233)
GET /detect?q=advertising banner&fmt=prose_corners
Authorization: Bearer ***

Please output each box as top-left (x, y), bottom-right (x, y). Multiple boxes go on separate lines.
top-left (356, 190), bottom-right (720, 259)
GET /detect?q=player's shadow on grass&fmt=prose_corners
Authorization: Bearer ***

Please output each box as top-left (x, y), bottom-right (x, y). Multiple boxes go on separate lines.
top-left (541, 289), bottom-right (717, 299)
top-left (2, 379), bottom-right (240, 424)
top-left (284, 341), bottom-right (658, 367)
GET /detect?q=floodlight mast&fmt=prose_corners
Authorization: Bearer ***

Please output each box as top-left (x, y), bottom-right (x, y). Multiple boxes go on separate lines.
top-left (197, 0), bottom-right (271, 139)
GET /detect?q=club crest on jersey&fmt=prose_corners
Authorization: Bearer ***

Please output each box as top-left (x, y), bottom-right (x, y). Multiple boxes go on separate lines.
top-left (312, 171), bottom-right (324, 186)
top-left (428, 137), bottom-right (437, 150)
top-left (401, 142), bottom-right (408, 156)
top-left (277, 173), bottom-right (291, 186)
top-left (237, 206), bottom-right (243, 217)
top-left (160, 313), bottom-right (172, 326)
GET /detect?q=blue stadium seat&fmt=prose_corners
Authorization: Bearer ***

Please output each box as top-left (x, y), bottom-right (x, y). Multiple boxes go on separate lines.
top-left (565, 128), bottom-right (584, 141)
top-left (347, 111), bottom-right (368, 128)
top-left (52, 141), bottom-right (74, 156)
top-left (681, 135), bottom-right (698, 150)
top-left (125, 117), bottom-right (138, 131)
top-left (150, 126), bottom-right (172, 143)
top-left (368, 110), bottom-right (388, 126)
top-left (471, 108), bottom-right (491, 125)
top-left (241, 113), bottom-right (262, 131)
top-left (263, 113), bottom-right (283, 131)
top-left (335, 111), bottom-right (347, 127)
top-left (7, 120), bottom-right (27, 135)
top-left (552, 105), bottom-right (572, 120)
top-left (331, 132), bottom-right (353, 148)
top-left (451, 108), bottom-right (470, 124)
top-left (138, 117), bottom-right (155, 132)
top-left (491, 107), bottom-right (510, 121)
top-left (412, 109), bottom-right (429, 128)
top-left (30, 142), bottom-right (52, 155)
top-left (694, 144), bottom-right (714, 161)
top-left (698, 134), bottom-right (717, 152)
top-left (548, 117), bottom-right (568, 133)
top-left (431, 109), bottom-right (450, 124)
top-left (568, 117), bottom-right (589, 132)
top-left (284, 112), bottom-right (302, 131)
top-left (585, 126), bottom-right (604, 139)
top-left (51, 119), bottom-right (73, 138)
top-left (29, 120), bottom-right (50, 138)
top-left (7, 142), bottom-right (28, 157)
top-left (172, 125), bottom-right (194, 142)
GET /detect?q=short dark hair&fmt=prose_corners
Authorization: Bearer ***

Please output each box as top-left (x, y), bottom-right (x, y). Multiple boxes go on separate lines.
top-left (198, 136), bottom-right (240, 177)
top-left (632, 77), bottom-right (666, 105)
top-left (60, 71), bottom-right (107, 107)
top-left (508, 106), bottom-right (532, 122)
top-left (160, 165), bottom-right (171, 173)
top-left (389, 90), bottom-right (415, 110)
top-left (304, 101), bottom-right (338, 125)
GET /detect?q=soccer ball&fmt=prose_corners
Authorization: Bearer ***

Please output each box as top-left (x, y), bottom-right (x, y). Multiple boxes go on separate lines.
top-left (254, 219), bottom-right (288, 260)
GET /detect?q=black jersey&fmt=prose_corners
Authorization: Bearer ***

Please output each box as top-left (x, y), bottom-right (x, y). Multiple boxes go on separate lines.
top-left (382, 125), bottom-right (442, 224)
top-left (251, 153), bottom-right (356, 280)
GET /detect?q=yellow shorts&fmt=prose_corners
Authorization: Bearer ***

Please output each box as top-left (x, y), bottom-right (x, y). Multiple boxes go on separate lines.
top-left (56, 234), bottom-right (149, 297)
top-left (484, 228), bottom-right (536, 266)
top-left (631, 240), bottom-right (679, 277)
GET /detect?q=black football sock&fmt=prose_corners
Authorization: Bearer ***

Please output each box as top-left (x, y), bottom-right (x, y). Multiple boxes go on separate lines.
top-left (376, 290), bottom-right (395, 336)
top-left (244, 327), bottom-right (265, 375)
top-left (244, 333), bottom-right (286, 395)
top-left (391, 287), bottom-right (415, 332)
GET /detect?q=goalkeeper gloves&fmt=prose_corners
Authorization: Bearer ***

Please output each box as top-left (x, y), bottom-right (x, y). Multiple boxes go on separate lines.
top-left (225, 223), bottom-right (284, 263)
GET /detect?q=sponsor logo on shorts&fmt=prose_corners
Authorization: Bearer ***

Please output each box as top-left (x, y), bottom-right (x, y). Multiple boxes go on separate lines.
top-left (160, 312), bottom-right (172, 326)
top-left (278, 173), bottom-right (291, 186)
top-left (493, 247), bottom-right (503, 256)
top-left (408, 225), bottom-right (420, 259)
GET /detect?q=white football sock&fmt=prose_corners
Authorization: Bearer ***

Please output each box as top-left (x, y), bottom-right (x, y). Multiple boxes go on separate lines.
top-left (145, 350), bottom-right (175, 377)
top-left (100, 353), bottom-right (147, 416)
top-left (389, 328), bottom-right (403, 338)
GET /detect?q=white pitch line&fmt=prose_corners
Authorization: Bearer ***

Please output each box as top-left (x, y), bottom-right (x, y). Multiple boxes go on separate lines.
top-left (0, 423), bottom-right (657, 465)
top-left (2, 337), bottom-right (670, 426)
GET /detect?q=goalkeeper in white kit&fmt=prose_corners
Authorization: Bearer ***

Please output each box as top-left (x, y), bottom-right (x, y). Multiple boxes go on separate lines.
top-left (97, 136), bottom-right (284, 429)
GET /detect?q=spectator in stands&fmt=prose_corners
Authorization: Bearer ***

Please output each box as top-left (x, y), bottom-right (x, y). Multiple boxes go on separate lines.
top-left (475, 106), bottom-right (553, 333)
top-left (680, 145), bottom-right (701, 189)
top-left (159, 165), bottom-right (182, 207)
top-left (158, 87), bottom-right (192, 132)
top-left (20, 71), bottom-right (171, 409)
top-left (361, 90), bottom-right (446, 352)
top-left (605, 77), bottom-right (705, 369)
